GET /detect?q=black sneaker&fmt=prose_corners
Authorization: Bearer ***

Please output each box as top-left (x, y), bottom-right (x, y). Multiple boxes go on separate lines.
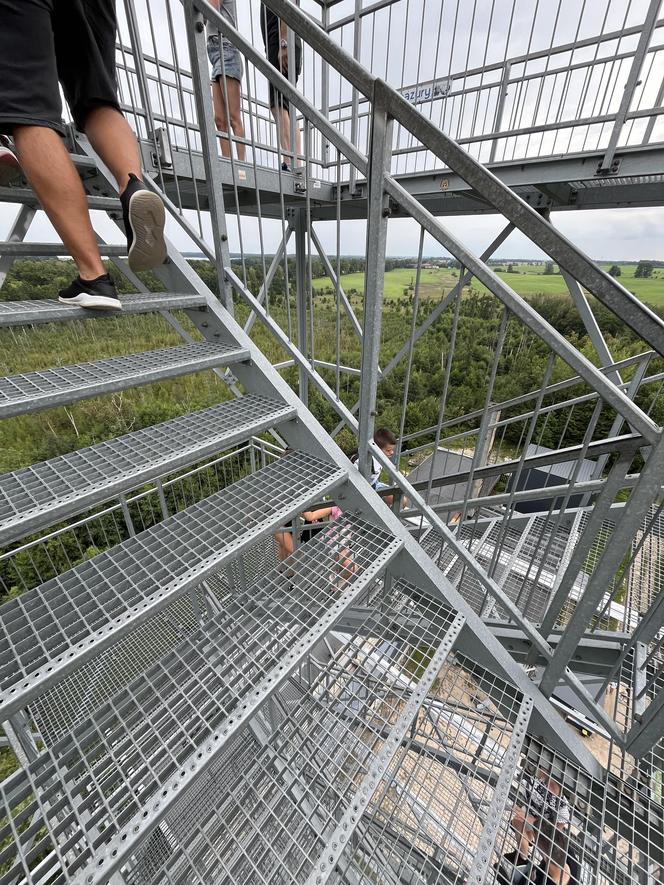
top-left (120, 173), bottom-right (167, 272)
top-left (58, 274), bottom-right (122, 311)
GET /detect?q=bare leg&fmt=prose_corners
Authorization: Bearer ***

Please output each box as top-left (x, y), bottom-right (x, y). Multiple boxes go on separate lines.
top-left (211, 80), bottom-right (231, 158)
top-left (84, 105), bottom-right (142, 194)
top-left (271, 105), bottom-right (301, 168)
top-left (225, 78), bottom-right (246, 161)
top-left (511, 810), bottom-right (535, 860)
top-left (12, 125), bottom-right (105, 279)
top-left (274, 530), bottom-right (294, 561)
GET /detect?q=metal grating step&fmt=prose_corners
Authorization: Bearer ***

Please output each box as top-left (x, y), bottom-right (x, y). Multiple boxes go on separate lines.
top-left (0, 242), bottom-right (128, 257)
top-left (0, 450), bottom-right (346, 721)
top-left (29, 535), bottom-right (279, 748)
top-left (0, 292), bottom-right (208, 327)
top-left (334, 654), bottom-right (530, 885)
top-left (124, 580), bottom-right (462, 885)
top-left (0, 342), bottom-right (249, 419)
top-left (0, 394), bottom-right (296, 545)
top-left (0, 516), bottom-right (401, 885)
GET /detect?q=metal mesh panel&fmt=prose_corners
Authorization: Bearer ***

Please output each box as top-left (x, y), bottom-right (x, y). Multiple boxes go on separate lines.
top-left (336, 654), bottom-right (527, 884)
top-left (489, 736), bottom-right (664, 885)
top-left (0, 394), bottom-right (294, 543)
top-left (0, 515), bottom-right (400, 884)
top-left (118, 577), bottom-right (459, 885)
top-left (0, 451), bottom-right (345, 719)
top-left (0, 343), bottom-right (247, 417)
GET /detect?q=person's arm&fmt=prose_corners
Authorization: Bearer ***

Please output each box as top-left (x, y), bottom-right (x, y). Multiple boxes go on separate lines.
top-left (302, 506), bottom-right (333, 522)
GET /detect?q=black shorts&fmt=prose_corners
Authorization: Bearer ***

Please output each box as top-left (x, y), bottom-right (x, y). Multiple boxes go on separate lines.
top-left (266, 37), bottom-right (302, 113)
top-left (0, 0), bottom-right (121, 136)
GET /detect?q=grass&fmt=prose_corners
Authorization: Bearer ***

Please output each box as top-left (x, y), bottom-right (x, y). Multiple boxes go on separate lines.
top-left (311, 264), bottom-right (664, 307)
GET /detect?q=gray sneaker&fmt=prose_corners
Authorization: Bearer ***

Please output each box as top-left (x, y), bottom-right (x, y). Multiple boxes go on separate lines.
top-left (121, 174), bottom-right (167, 272)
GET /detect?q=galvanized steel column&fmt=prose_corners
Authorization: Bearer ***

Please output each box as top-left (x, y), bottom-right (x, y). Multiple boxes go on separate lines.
top-left (184, 0), bottom-right (235, 314)
top-left (358, 82), bottom-right (393, 480)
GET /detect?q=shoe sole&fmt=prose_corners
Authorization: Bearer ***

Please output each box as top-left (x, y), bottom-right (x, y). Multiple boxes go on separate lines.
top-left (59, 294), bottom-right (122, 311)
top-left (127, 190), bottom-right (167, 272)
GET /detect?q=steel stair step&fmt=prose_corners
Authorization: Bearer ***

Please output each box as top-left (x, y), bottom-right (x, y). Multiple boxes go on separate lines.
top-left (0, 292), bottom-right (208, 327)
top-left (0, 185), bottom-right (120, 210)
top-left (0, 394), bottom-right (296, 546)
top-left (0, 241), bottom-right (129, 257)
top-left (0, 450), bottom-right (346, 722)
top-left (114, 582), bottom-right (462, 885)
top-left (0, 342), bottom-right (248, 419)
top-left (0, 516), bottom-right (401, 885)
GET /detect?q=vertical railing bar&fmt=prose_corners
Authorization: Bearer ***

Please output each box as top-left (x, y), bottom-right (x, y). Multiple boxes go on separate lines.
top-left (538, 440), bottom-right (664, 696)
top-left (424, 283), bottom-right (464, 527)
top-left (600, 0), bottom-right (662, 170)
top-left (335, 153), bottom-right (342, 400)
top-left (515, 398), bottom-right (606, 620)
top-left (485, 351), bottom-right (556, 583)
top-left (144, 0), bottom-right (187, 226)
top-left (395, 227), bottom-right (425, 471)
top-left (164, 0), bottom-right (206, 233)
top-left (184, 0), bottom-right (234, 310)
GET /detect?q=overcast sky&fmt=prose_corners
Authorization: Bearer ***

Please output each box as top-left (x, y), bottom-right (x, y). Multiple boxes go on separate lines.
top-left (1, 0), bottom-right (662, 261)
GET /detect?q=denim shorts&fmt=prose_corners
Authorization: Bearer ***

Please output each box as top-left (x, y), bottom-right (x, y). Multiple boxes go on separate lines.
top-left (207, 34), bottom-right (243, 83)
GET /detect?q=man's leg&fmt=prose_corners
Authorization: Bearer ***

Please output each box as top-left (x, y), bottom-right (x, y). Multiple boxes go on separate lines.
top-left (271, 105), bottom-right (301, 169)
top-left (81, 105), bottom-right (166, 273)
top-left (83, 105), bottom-right (142, 194)
top-left (12, 126), bottom-right (106, 280)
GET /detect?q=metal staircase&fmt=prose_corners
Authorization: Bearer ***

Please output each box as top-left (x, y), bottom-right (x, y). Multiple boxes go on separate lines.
top-left (1, 0), bottom-right (663, 882)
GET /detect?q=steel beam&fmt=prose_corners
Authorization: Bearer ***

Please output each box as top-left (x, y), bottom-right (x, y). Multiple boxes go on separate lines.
top-left (184, 1), bottom-right (234, 313)
top-left (561, 268), bottom-right (621, 386)
top-left (311, 226), bottom-right (364, 342)
top-left (465, 697), bottom-right (533, 884)
top-left (0, 205), bottom-right (34, 289)
top-left (382, 175), bottom-right (661, 445)
top-left (358, 85), bottom-right (392, 479)
top-left (304, 613), bottom-right (465, 885)
top-left (295, 209), bottom-right (309, 405)
top-left (244, 224), bottom-right (293, 336)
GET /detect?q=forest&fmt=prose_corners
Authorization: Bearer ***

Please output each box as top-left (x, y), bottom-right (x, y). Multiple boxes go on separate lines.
top-left (2, 255), bottom-right (662, 471)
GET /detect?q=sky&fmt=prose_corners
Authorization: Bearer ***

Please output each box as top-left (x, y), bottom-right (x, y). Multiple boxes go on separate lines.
top-left (1, 0), bottom-right (662, 261)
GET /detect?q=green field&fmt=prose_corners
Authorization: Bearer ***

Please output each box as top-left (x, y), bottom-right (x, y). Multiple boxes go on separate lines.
top-left (311, 264), bottom-right (664, 306)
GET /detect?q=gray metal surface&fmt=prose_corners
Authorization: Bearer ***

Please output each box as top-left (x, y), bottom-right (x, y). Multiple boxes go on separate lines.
top-left (0, 292), bottom-right (207, 327)
top-left (0, 451), bottom-right (345, 721)
top-left (117, 579), bottom-right (459, 885)
top-left (0, 395), bottom-right (295, 545)
top-left (0, 342), bottom-right (248, 419)
top-left (2, 0), bottom-right (664, 880)
top-left (4, 517), bottom-right (401, 885)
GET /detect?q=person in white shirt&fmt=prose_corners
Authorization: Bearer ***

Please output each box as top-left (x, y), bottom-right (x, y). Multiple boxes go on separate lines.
top-left (351, 428), bottom-right (399, 507)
